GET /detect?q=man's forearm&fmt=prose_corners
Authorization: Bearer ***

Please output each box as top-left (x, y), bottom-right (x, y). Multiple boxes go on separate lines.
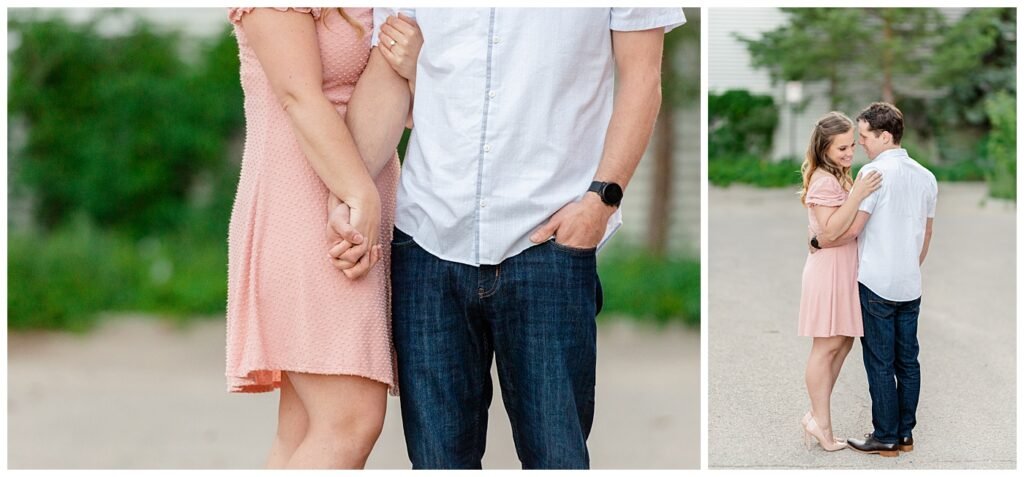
top-left (919, 219), bottom-right (934, 265)
top-left (346, 48), bottom-right (412, 178)
top-left (593, 29), bottom-right (664, 189)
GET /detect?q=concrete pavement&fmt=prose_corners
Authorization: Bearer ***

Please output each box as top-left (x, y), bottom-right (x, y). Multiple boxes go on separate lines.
top-left (8, 316), bottom-right (698, 469)
top-left (708, 182), bottom-right (1016, 469)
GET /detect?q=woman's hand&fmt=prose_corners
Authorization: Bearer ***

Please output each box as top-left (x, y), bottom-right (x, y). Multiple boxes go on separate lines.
top-left (377, 14), bottom-right (422, 82)
top-left (332, 187), bottom-right (382, 280)
top-left (849, 170), bottom-right (882, 202)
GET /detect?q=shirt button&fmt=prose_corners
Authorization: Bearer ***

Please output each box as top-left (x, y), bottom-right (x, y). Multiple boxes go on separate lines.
top-left (492, 36), bottom-right (501, 44)
top-left (480, 200), bottom-right (487, 208)
top-left (488, 90), bottom-right (496, 98)
top-left (483, 144), bottom-right (491, 153)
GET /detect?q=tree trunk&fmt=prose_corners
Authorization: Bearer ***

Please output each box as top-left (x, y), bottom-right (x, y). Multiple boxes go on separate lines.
top-left (648, 106), bottom-right (674, 257)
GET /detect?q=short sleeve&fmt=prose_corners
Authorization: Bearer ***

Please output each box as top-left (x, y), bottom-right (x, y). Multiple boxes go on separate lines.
top-left (806, 174), bottom-right (846, 208)
top-left (610, 8), bottom-right (686, 33)
top-left (228, 7), bottom-right (323, 26)
top-left (371, 8), bottom-right (416, 47)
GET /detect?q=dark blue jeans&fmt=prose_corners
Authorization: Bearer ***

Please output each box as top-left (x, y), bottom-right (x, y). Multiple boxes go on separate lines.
top-left (390, 227), bottom-right (601, 469)
top-left (859, 282), bottom-right (921, 444)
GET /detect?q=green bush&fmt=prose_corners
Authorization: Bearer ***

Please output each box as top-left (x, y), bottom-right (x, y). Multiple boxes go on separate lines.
top-left (9, 218), bottom-right (138, 331)
top-left (709, 90), bottom-right (780, 157)
top-left (8, 216), bottom-right (228, 332)
top-left (984, 92), bottom-right (1016, 199)
top-left (709, 155), bottom-right (803, 188)
top-left (598, 248), bottom-right (700, 326)
top-left (8, 13), bottom-right (242, 236)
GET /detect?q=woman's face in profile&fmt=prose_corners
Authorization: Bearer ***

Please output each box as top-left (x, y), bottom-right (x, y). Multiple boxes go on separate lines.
top-left (825, 130), bottom-right (856, 168)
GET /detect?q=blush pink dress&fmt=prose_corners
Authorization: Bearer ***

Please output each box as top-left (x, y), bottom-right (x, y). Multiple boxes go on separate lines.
top-left (225, 7), bottom-right (399, 394)
top-left (798, 172), bottom-right (864, 338)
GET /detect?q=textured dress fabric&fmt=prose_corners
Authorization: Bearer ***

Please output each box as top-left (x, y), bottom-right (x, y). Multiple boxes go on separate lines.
top-left (225, 7), bottom-right (399, 394)
top-left (798, 172), bottom-right (864, 338)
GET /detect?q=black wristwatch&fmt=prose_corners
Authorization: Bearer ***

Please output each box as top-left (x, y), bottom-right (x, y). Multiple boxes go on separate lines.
top-left (810, 235), bottom-right (821, 250)
top-left (588, 181), bottom-right (623, 208)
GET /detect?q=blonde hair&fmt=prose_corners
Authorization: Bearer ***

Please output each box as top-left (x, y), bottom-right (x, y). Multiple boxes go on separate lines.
top-left (321, 8), bottom-right (365, 38)
top-left (799, 111), bottom-right (855, 206)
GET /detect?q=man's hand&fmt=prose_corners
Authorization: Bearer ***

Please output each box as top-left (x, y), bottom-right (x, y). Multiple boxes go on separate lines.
top-left (529, 193), bottom-right (614, 249)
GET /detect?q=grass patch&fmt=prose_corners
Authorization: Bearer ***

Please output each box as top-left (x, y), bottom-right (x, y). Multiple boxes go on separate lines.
top-left (598, 247), bottom-right (700, 327)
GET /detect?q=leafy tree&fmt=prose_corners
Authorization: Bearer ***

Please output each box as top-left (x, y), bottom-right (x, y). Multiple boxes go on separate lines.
top-left (739, 8), bottom-right (941, 110)
top-left (738, 8), bottom-right (869, 110)
top-left (929, 8), bottom-right (1016, 127)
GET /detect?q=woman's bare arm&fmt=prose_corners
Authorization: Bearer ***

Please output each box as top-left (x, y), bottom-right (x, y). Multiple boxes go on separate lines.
top-left (816, 210), bottom-right (871, 249)
top-left (814, 171), bottom-right (881, 243)
top-left (240, 8), bottom-right (380, 278)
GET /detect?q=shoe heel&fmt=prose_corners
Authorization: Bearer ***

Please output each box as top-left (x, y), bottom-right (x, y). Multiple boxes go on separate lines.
top-left (879, 449), bottom-right (900, 457)
top-left (801, 424), bottom-right (812, 450)
top-left (898, 444), bottom-right (913, 452)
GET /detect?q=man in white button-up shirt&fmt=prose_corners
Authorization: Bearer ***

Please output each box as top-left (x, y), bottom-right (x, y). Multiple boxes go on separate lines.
top-left (827, 103), bottom-right (938, 457)
top-left (344, 7), bottom-right (686, 469)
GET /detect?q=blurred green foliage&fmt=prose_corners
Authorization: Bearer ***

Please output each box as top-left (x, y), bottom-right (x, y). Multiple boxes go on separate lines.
top-left (929, 8), bottom-right (1017, 128)
top-left (8, 10), bottom-right (697, 331)
top-left (709, 155), bottom-right (802, 188)
top-left (8, 217), bottom-right (228, 332)
top-left (8, 12), bottom-right (243, 236)
top-left (598, 248), bottom-right (699, 327)
top-left (740, 8), bottom-right (942, 111)
top-left (984, 92), bottom-right (1017, 199)
top-left (709, 90), bottom-right (779, 158)
top-left (8, 12), bottom-right (241, 330)
top-left (720, 8), bottom-right (1015, 198)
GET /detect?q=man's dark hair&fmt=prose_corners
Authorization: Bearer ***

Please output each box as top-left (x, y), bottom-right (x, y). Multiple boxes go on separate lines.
top-left (857, 102), bottom-right (904, 145)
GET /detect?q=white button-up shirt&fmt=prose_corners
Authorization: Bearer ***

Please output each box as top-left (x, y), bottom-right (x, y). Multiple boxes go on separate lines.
top-left (372, 8), bottom-right (686, 266)
top-left (857, 148), bottom-right (939, 301)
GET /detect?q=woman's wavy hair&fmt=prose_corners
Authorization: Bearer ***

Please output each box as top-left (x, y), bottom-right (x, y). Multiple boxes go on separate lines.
top-left (800, 111), bottom-right (855, 206)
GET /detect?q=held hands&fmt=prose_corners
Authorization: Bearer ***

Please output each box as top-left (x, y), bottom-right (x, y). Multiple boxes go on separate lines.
top-left (529, 193), bottom-right (615, 249)
top-left (326, 193), bottom-right (383, 280)
top-left (377, 14), bottom-right (422, 82)
top-left (850, 170), bottom-right (882, 202)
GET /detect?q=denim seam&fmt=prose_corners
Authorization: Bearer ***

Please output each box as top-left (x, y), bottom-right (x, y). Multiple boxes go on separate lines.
top-left (478, 265), bottom-right (501, 299)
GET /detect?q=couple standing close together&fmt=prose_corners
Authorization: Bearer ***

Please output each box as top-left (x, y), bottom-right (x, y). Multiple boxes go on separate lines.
top-left (223, 7), bottom-right (686, 469)
top-left (798, 103), bottom-right (938, 457)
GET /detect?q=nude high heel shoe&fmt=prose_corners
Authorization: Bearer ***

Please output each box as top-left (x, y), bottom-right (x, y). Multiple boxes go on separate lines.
top-left (803, 417), bottom-right (847, 451)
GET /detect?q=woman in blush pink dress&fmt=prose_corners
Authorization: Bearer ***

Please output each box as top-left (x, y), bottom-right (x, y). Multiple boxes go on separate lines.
top-left (797, 112), bottom-right (881, 452)
top-left (225, 8), bottom-right (421, 469)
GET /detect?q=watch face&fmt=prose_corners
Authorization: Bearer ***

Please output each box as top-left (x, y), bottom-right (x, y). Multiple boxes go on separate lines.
top-left (604, 183), bottom-right (623, 205)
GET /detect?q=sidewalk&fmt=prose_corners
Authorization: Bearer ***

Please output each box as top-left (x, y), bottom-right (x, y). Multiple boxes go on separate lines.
top-left (708, 182), bottom-right (1016, 469)
top-left (8, 316), bottom-right (698, 469)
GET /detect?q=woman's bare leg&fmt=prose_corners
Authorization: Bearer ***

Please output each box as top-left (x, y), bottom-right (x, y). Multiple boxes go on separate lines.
top-left (805, 336), bottom-right (850, 443)
top-left (265, 373), bottom-right (309, 468)
top-left (829, 337), bottom-right (855, 389)
top-left (284, 372), bottom-right (387, 469)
